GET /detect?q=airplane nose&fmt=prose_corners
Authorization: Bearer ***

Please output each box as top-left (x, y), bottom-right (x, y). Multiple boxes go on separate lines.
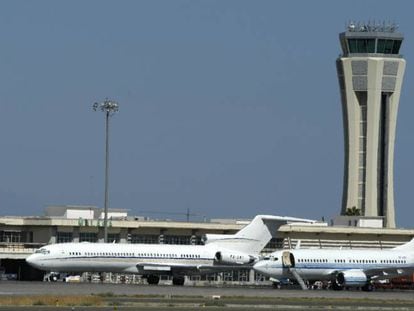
top-left (253, 261), bottom-right (268, 275)
top-left (26, 254), bottom-right (38, 268)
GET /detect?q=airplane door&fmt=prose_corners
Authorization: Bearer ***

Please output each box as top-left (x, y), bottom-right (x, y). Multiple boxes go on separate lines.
top-left (282, 251), bottom-right (295, 268)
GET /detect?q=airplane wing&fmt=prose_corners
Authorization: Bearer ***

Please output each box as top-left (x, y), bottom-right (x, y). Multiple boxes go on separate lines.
top-left (135, 262), bottom-right (251, 276)
top-left (326, 267), bottom-right (414, 281)
top-left (363, 267), bottom-right (414, 280)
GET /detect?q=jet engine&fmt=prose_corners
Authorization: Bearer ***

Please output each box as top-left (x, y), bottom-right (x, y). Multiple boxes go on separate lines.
top-left (335, 270), bottom-right (368, 287)
top-left (214, 251), bottom-right (256, 265)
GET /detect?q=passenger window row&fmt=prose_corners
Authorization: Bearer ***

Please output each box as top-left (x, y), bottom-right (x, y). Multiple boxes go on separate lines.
top-left (296, 258), bottom-right (407, 264)
top-left (297, 258), bottom-right (328, 263)
top-left (67, 252), bottom-right (202, 259)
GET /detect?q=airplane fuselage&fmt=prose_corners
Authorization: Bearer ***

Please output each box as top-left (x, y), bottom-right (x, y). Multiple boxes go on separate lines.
top-left (27, 242), bottom-right (218, 274)
top-left (254, 248), bottom-right (414, 283)
top-left (25, 215), bottom-right (317, 284)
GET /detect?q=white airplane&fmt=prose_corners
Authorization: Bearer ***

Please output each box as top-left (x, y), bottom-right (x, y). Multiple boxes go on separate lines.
top-left (253, 238), bottom-right (414, 291)
top-left (26, 215), bottom-right (315, 285)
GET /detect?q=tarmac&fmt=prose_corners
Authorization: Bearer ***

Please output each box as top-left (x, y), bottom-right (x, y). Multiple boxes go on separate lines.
top-left (0, 281), bottom-right (414, 310)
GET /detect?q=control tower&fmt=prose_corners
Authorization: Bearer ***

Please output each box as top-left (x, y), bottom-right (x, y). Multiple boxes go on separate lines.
top-left (336, 22), bottom-right (406, 228)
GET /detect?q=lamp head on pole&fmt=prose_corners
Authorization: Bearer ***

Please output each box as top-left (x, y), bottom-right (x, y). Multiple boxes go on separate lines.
top-left (93, 99), bottom-right (119, 116)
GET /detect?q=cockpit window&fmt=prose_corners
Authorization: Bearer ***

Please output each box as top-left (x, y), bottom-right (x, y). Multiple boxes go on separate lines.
top-left (34, 248), bottom-right (50, 255)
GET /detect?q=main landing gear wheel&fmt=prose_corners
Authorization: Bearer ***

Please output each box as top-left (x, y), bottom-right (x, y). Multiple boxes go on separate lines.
top-left (331, 281), bottom-right (344, 291)
top-left (172, 276), bottom-right (185, 286)
top-left (362, 283), bottom-right (374, 292)
top-left (147, 275), bottom-right (160, 285)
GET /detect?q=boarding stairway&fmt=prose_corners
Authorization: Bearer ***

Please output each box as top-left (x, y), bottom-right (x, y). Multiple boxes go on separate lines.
top-left (288, 267), bottom-right (308, 290)
top-left (282, 251), bottom-right (307, 290)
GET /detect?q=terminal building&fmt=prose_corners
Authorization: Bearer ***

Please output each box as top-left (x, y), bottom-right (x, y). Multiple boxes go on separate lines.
top-left (0, 205), bottom-right (413, 283)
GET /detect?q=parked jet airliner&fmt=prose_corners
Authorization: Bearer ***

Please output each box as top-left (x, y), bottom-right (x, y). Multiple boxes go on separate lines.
top-left (253, 239), bottom-right (414, 291)
top-left (26, 215), bottom-right (315, 285)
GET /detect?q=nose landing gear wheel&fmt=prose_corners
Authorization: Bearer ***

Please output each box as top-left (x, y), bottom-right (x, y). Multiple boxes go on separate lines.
top-left (172, 276), bottom-right (185, 286)
top-left (147, 275), bottom-right (160, 285)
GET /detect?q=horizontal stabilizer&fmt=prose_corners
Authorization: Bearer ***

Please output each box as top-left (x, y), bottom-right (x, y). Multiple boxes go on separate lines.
top-left (207, 215), bottom-right (316, 254)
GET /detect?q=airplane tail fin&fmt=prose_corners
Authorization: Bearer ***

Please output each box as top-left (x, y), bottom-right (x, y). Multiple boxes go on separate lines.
top-left (393, 238), bottom-right (414, 251)
top-left (205, 215), bottom-right (316, 254)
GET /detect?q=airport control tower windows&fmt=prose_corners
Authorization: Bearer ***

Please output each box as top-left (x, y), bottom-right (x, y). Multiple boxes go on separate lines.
top-left (377, 39), bottom-right (402, 54)
top-left (348, 39), bottom-right (375, 53)
top-left (393, 40), bottom-right (402, 54)
top-left (347, 38), bottom-right (402, 54)
top-left (340, 22), bottom-right (403, 58)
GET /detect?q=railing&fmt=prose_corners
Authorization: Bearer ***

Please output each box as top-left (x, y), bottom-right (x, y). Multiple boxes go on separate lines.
top-left (0, 243), bottom-right (46, 254)
top-left (283, 239), bottom-right (404, 250)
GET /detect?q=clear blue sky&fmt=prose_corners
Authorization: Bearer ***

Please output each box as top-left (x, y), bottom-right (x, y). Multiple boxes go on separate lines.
top-left (1, 0), bottom-right (413, 227)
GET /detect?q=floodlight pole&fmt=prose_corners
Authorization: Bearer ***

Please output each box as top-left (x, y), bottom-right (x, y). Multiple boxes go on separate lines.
top-left (93, 99), bottom-right (119, 243)
top-left (104, 108), bottom-right (110, 243)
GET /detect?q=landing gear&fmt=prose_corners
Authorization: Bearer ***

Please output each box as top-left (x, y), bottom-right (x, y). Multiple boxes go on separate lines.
top-left (331, 281), bottom-right (344, 291)
top-left (44, 272), bottom-right (60, 282)
top-left (272, 281), bottom-right (281, 289)
top-left (147, 275), bottom-right (160, 285)
top-left (362, 283), bottom-right (374, 292)
top-left (172, 276), bottom-right (185, 286)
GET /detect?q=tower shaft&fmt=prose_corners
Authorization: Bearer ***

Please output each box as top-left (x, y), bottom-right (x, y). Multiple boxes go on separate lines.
top-left (336, 23), bottom-right (405, 228)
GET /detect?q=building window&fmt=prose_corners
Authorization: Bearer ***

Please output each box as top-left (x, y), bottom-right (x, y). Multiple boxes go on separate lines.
top-left (57, 232), bottom-right (73, 243)
top-left (358, 153), bottom-right (365, 166)
top-left (233, 269), bottom-right (249, 282)
top-left (164, 235), bottom-right (191, 245)
top-left (359, 125), bottom-right (366, 136)
top-left (0, 231), bottom-right (23, 243)
top-left (264, 238), bottom-right (284, 251)
top-left (79, 232), bottom-right (98, 242)
top-left (358, 99), bottom-right (367, 212)
top-left (358, 183), bottom-right (365, 196)
top-left (359, 137), bottom-right (366, 149)
top-left (191, 235), bottom-right (203, 245)
top-left (358, 169), bottom-right (365, 182)
top-left (107, 234), bottom-right (120, 243)
top-left (131, 234), bottom-right (159, 244)
top-left (223, 271), bottom-right (234, 282)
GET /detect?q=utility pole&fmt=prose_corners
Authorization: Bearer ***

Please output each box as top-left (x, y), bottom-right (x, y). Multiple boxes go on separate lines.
top-left (93, 99), bottom-right (119, 243)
